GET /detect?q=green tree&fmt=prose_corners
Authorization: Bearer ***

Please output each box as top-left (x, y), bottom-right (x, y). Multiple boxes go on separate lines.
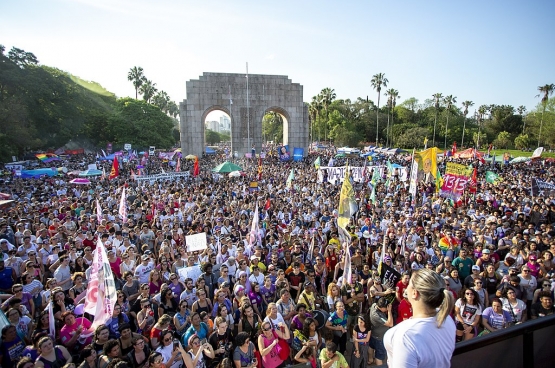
top-left (205, 129), bottom-right (222, 145)
top-left (517, 105), bottom-right (527, 133)
top-left (7, 47), bottom-right (38, 68)
top-left (536, 83), bottom-right (555, 147)
top-left (395, 127), bottom-right (429, 149)
top-left (127, 66), bottom-right (145, 100)
top-left (309, 96), bottom-right (322, 141)
top-left (152, 90), bottom-right (170, 113)
top-left (106, 98), bottom-right (174, 148)
top-left (262, 111), bottom-right (284, 143)
top-left (514, 134), bottom-right (530, 150)
top-left (318, 88), bottom-right (336, 141)
top-left (371, 73), bottom-right (388, 144)
top-left (494, 131), bottom-right (511, 149)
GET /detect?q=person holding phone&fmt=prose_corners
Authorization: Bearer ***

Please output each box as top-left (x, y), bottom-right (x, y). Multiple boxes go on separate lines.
top-left (233, 332), bottom-right (257, 368)
top-left (318, 341), bottom-right (348, 368)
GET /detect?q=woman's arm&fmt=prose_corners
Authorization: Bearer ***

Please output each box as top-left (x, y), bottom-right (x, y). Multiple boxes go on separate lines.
top-left (258, 335), bottom-right (277, 357)
top-left (294, 345), bottom-right (310, 363)
top-left (59, 345), bottom-right (73, 362)
top-left (481, 315), bottom-right (494, 332)
top-left (202, 343), bottom-right (215, 359)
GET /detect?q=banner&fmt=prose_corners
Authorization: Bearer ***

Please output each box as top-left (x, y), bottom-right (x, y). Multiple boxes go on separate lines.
top-left (379, 263), bottom-right (401, 304)
top-left (415, 147), bottom-right (438, 183)
top-left (485, 171), bottom-right (501, 184)
top-left (320, 165), bottom-right (408, 184)
top-left (185, 232), bottom-right (208, 252)
top-left (531, 178), bottom-right (555, 197)
top-left (408, 160), bottom-right (419, 198)
top-left (439, 162), bottom-right (472, 200)
top-left (135, 172), bottom-right (190, 182)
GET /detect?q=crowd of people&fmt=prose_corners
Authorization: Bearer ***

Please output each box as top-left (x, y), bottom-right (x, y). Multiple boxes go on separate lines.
top-left (0, 145), bottom-right (554, 368)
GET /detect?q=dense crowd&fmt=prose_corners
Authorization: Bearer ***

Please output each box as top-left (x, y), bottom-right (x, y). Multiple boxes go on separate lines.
top-left (0, 146), bottom-right (554, 368)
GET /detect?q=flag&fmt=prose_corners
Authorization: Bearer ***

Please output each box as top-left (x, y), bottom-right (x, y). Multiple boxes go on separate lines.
top-left (83, 237), bottom-right (117, 329)
top-left (118, 187), bottom-right (127, 224)
top-left (257, 156), bottom-right (262, 180)
top-left (469, 167), bottom-right (478, 193)
top-left (532, 147), bottom-right (544, 159)
top-left (109, 156), bottom-right (119, 179)
top-left (193, 157), bottom-right (200, 177)
top-left (47, 301), bottom-right (56, 338)
top-left (35, 153), bottom-right (60, 163)
top-left (423, 137), bottom-right (429, 149)
top-left (264, 198), bottom-right (271, 211)
top-left (415, 147), bottom-right (438, 184)
top-left (101, 149), bottom-right (107, 157)
top-left (337, 166), bottom-right (357, 231)
top-left (451, 141), bottom-right (457, 155)
top-left (286, 169), bottom-right (295, 189)
top-left (371, 167), bottom-right (381, 185)
top-left (385, 160), bottom-right (394, 188)
top-left (96, 200), bottom-right (103, 224)
top-left (378, 229), bottom-right (388, 275)
top-left (436, 168), bottom-right (443, 193)
top-left (327, 157), bottom-right (334, 167)
top-left (485, 171), bottom-right (501, 184)
top-left (378, 262), bottom-right (401, 304)
top-left (130, 169), bottom-right (136, 180)
top-left (370, 185), bottom-right (377, 205)
top-left (247, 204), bottom-right (260, 255)
top-left (229, 85), bottom-right (233, 105)
top-left (487, 144), bottom-right (492, 157)
top-left (175, 157), bottom-right (181, 172)
top-left (342, 243), bottom-right (352, 287)
top-left (491, 154), bottom-right (496, 167)
top-left (314, 157), bottom-right (321, 169)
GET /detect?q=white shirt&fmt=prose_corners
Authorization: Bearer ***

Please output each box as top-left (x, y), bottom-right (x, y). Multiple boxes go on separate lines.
top-left (384, 316), bottom-right (456, 368)
top-left (134, 261), bottom-right (155, 283)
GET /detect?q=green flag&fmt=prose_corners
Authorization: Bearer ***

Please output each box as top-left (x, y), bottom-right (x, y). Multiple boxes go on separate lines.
top-left (370, 185), bottom-right (377, 205)
top-left (286, 169), bottom-right (294, 188)
top-left (485, 171), bottom-right (501, 184)
top-left (337, 166), bottom-right (358, 230)
top-left (371, 168), bottom-right (381, 185)
top-left (436, 168), bottom-right (443, 193)
top-left (314, 156), bottom-right (321, 169)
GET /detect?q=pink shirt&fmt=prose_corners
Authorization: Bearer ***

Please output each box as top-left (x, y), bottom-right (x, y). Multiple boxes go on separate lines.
top-left (59, 317), bottom-right (93, 345)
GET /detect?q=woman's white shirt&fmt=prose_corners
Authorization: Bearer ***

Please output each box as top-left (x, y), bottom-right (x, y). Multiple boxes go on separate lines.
top-left (384, 316), bottom-right (456, 368)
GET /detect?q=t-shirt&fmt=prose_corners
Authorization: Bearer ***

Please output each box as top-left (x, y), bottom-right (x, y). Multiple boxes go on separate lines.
top-left (501, 298), bottom-right (527, 323)
top-left (383, 316), bottom-right (456, 368)
top-left (0, 337), bottom-right (26, 368)
top-left (327, 311), bottom-right (348, 330)
top-left (208, 329), bottom-right (233, 367)
top-left (396, 299), bottom-right (413, 325)
top-left (135, 261), bottom-right (155, 283)
top-left (232, 342), bottom-right (255, 367)
top-left (455, 299), bottom-right (482, 325)
top-left (318, 349), bottom-right (348, 368)
top-left (530, 303), bottom-right (555, 319)
top-left (340, 282), bottom-right (363, 315)
top-left (482, 307), bottom-right (511, 330)
top-left (452, 257), bottom-right (474, 280)
top-left (369, 304), bottom-right (389, 339)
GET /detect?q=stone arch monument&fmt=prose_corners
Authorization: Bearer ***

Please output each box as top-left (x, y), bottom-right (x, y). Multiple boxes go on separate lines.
top-left (179, 72), bottom-right (309, 157)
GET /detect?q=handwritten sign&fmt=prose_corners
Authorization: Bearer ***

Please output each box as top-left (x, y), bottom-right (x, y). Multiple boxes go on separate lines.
top-left (440, 163), bottom-right (472, 200)
top-left (186, 232), bottom-right (207, 252)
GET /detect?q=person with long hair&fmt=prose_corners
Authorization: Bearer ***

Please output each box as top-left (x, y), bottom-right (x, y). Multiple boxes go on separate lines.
top-left (350, 314), bottom-right (371, 368)
top-left (325, 300), bottom-right (348, 353)
top-left (384, 268), bottom-right (456, 367)
top-left (454, 288), bottom-right (482, 342)
top-left (126, 337), bottom-right (150, 368)
top-left (301, 317), bottom-right (320, 358)
top-left (34, 336), bottom-right (72, 368)
top-left (326, 283), bottom-right (341, 311)
top-left (257, 319), bottom-right (290, 368)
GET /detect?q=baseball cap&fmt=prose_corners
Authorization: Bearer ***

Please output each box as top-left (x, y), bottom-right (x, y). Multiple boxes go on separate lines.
top-left (472, 265), bottom-right (480, 271)
top-left (482, 249), bottom-right (491, 254)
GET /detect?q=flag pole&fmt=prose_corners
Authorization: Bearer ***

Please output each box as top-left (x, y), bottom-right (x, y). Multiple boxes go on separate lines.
top-left (246, 62), bottom-right (250, 156)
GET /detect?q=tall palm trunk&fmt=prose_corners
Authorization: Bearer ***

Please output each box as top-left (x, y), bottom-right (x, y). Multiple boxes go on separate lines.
top-left (433, 110), bottom-right (438, 147)
top-left (376, 92), bottom-right (380, 144)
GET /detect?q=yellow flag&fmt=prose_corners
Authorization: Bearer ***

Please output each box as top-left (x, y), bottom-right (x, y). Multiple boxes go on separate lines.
top-left (337, 166), bottom-right (357, 231)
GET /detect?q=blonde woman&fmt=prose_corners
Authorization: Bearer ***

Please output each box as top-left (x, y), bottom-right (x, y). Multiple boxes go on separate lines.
top-left (384, 268), bottom-right (456, 368)
top-left (326, 283), bottom-right (341, 311)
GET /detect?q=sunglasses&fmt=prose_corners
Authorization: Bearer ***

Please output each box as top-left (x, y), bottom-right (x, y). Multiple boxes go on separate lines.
top-left (465, 292), bottom-right (474, 296)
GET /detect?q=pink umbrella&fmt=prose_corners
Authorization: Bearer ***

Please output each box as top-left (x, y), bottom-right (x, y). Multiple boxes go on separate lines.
top-left (0, 193), bottom-right (10, 200)
top-left (69, 178), bottom-right (91, 185)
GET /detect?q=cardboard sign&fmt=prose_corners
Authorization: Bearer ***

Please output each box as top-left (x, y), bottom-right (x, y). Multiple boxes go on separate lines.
top-left (186, 232), bottom-right (207, 252)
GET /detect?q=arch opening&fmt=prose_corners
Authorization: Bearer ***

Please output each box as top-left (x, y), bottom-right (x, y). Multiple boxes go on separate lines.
top-left (262, 106), bottom-right (290, 147)
top-left (203, 107), bottom-right (231, 153)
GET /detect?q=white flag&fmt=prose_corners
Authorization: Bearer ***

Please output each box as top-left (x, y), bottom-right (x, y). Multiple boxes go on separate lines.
top-left (118, 187), bottom-right (127, 224)
top-left (247, 204), bottom-right (259, 255)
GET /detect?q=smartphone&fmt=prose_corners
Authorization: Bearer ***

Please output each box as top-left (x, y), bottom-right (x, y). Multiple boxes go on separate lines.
top-left (200, 338), bottom-right (207, 345)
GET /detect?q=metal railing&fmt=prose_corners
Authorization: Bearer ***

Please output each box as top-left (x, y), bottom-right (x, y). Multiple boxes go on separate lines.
top-left (451, 314), bottom-right (555, 368)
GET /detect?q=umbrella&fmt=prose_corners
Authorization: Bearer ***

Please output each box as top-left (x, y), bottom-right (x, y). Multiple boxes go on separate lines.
top-left (212, 162), bottom-right (243, 173)
top-left (229, 171), bottom-right (242, 178)
top-left (67, 170), bottom-right (82, 176)
top-left (510, 156), bottom-right (530, 164)
top-left (0, 200), bottom-right (14, 207)
top-left (174, 148), bottom-right (182, 153)
top-left (0, 193), bottom-right (10, 200)
top-left (335, 153), bottom-right (346, 158)
top-left (185, 154), bottom-right (197, 160)
top-left (70, 178), bottom-right (91, 185)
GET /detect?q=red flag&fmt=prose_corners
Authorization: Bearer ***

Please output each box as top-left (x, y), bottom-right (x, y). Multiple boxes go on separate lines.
top-left (257, 156), bottom-right (262, 180)
top-left (109, 156), bottom-right (119, 179)
top-left (487, 144), bottom-right (492, 156)
top-left (175, 157), bottom-right (181, 172)
top-left (264, 198), bottom-right (271, 211)
top-left (451, 141), bottom-right (457, 155)
top-left (193, 157), bottom-right (200, 177)
top-left (469, 167), bottom-right (477, 193)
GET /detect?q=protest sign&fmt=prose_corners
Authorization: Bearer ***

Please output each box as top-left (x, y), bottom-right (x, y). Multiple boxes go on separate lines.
top-left (440, 162), bottom-right (472, 200)
top-left (379, 263), bottom-right (401, 304)
top-left (186, 232), bottom-right (207, 252)
top-left (178, 265), bottom-right (202, 283)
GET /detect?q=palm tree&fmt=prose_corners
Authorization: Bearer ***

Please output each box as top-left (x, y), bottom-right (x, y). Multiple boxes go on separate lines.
top-left (152, 90), bottom-right (170, 113)
top-left (127, 66), bottom-right (145, 100)
top-left (432, 93), bottom-right (443, 147)
top-left (477, 105), bottom-right (487, 148)
top-left (443, 95), bottom-right (457, 150)
top-left (461, 100), bottom-right (474, 147)
top-left (536, 84), bottom-right (555, 147)
top-left (319, 88), bottom-right (336, 142)
top-left (140, 80), bottom-right (158, 104)
top-left (517, 105), bottom-right (527, 133)
top-left (384, 89), bottom-right (393, 147)
top-left (371, 73), bottom-right (388, 144)
top-left (309, 96), bottom-right (322, 142)
top-left (385, 89), bottom-right (400, 147)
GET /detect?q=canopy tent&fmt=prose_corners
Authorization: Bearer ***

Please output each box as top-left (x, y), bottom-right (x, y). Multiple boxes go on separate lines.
top-left (484, 155), bottom-right (506, 162)
top-left (19, 168), bottom-right (58, 179)
top-left (205, 147), bottom-right (216, 155)
top-left (212, 162), bottom-right (243, 173)
top-left (510, 156), bottom-right (531, 164)
top-left (452, 148), bottom-right (484, 159)
top-left (79, 169), bottom-right (103, 177)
